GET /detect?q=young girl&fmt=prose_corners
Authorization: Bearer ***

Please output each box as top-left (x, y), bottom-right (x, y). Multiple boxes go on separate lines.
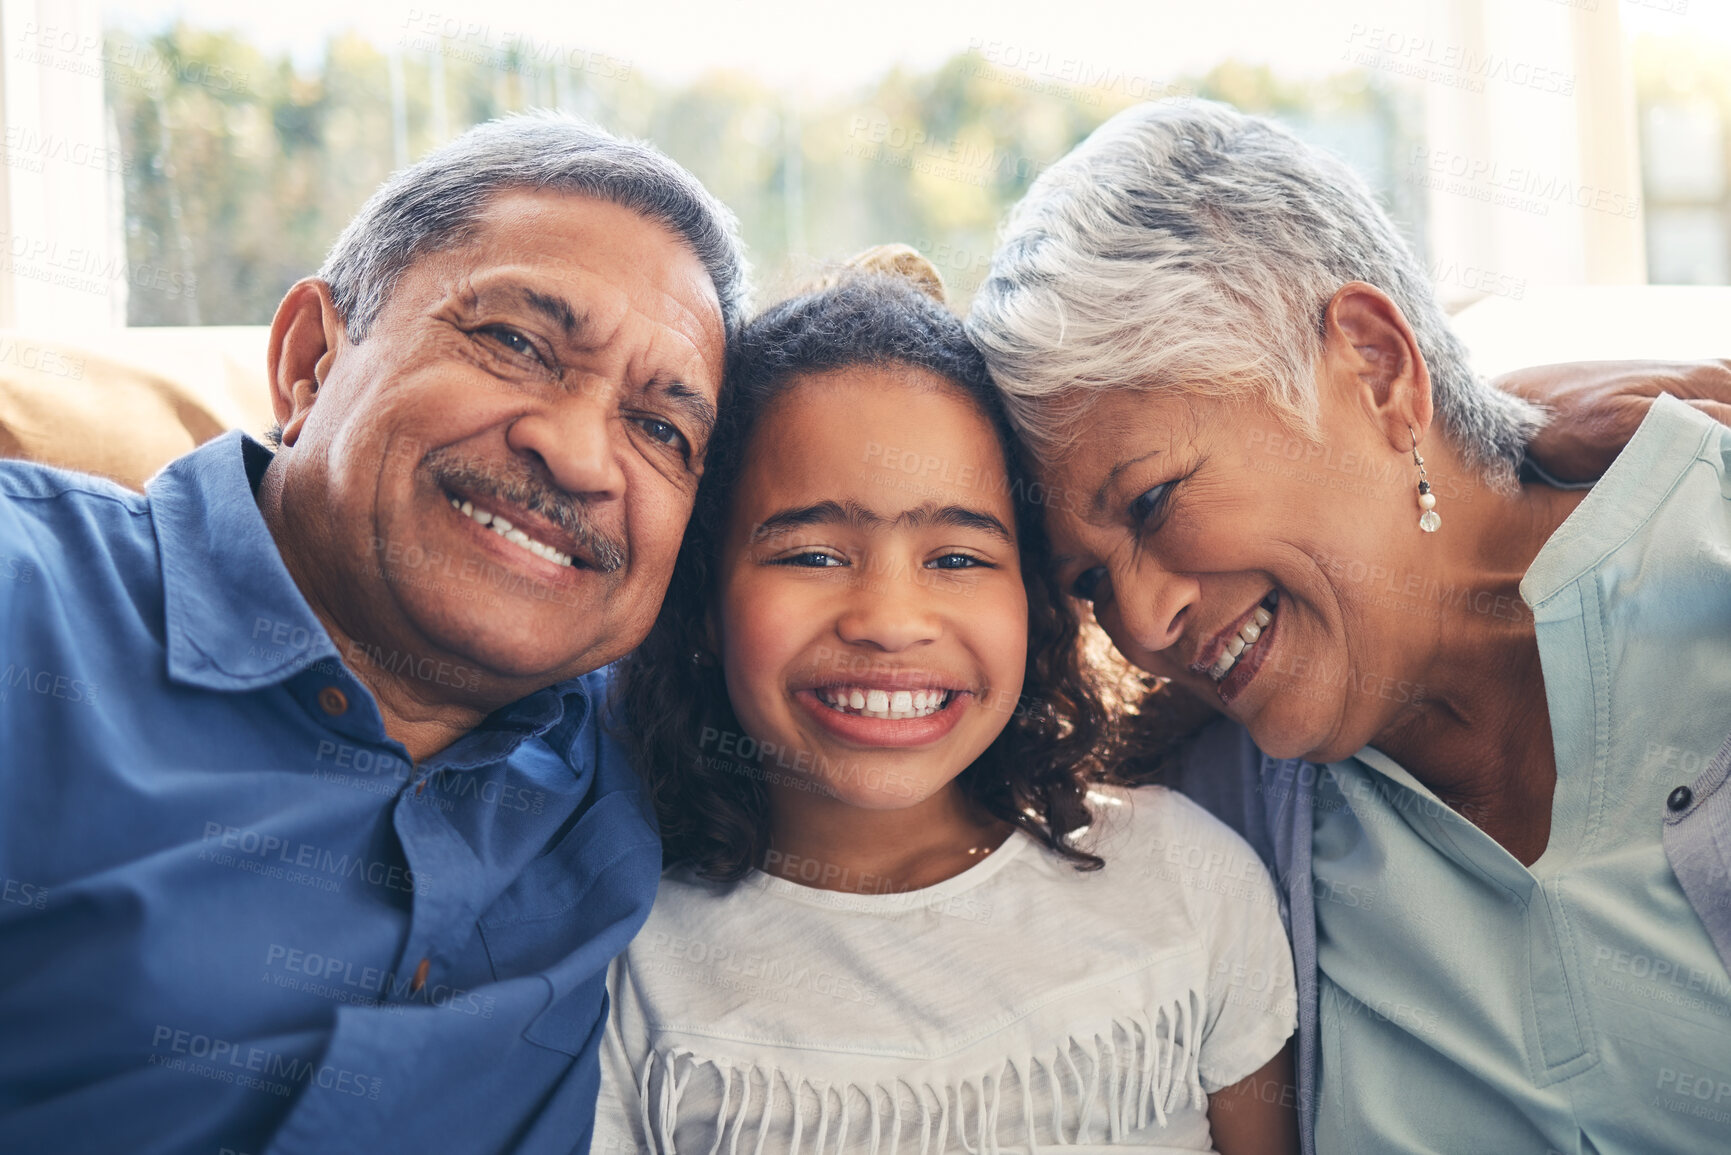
top-left (596, 250), bottom-right (1298, 1154)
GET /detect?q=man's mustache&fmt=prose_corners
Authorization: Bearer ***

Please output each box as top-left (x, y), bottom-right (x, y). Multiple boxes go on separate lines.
top-left (419, 448), bottom-right (627, 574)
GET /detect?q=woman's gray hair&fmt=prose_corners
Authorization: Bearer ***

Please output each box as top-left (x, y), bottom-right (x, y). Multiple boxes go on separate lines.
top-left (319, 110), bottom-right (749, 342)
top-left (967, 99), bottom-right (1543, 489)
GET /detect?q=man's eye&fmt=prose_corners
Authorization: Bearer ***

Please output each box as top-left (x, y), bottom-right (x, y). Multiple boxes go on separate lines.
top-left (928, 553), bottom-right (989, 570)
top-left (1130, 481), bottom-right (1174, 526)
top-left (635, 417), bottom-right (689, 452)
top-left (478, 325), bottom-right (541, 361)
top-left (1071, 565), bottom-right (1108, 602)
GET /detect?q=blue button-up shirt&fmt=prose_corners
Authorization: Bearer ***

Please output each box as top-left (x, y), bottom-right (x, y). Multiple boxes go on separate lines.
top-left (0, 432), bottom-right (661, 1155)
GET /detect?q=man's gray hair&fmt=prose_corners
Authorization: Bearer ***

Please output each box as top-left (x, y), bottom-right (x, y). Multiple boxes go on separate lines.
top-left (319, 111), bottom-right (749, 342)
top-left (967, 99), bottom-right (1543, 489)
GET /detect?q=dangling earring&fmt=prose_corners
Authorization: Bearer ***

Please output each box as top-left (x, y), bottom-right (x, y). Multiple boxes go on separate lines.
top-left (1410, 427), bottom-right (1440, 533)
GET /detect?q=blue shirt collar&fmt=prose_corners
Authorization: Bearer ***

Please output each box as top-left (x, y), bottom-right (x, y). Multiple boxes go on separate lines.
top-left (147, 431), bottom-right (596, 759)
top-left (150, 431), bottom-right (341, 691)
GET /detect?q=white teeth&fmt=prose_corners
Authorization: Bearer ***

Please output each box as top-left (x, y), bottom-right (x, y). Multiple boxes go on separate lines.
top-left (1209, 600), bottom-right (1278, 683)
top-left (450, 498), bottom-right (573, 567)
top-left (817, 686), bottom-right (951, 720)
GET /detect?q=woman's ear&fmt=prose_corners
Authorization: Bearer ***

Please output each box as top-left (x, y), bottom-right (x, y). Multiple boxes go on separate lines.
top-left (266, 279), bottom-right (346, 449)
top-left (1320, 281), bottom-right (1435, 452)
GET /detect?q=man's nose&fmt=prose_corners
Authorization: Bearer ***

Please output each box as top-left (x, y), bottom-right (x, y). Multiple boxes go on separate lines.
top-left (505, 383), bottom-right (627, 500)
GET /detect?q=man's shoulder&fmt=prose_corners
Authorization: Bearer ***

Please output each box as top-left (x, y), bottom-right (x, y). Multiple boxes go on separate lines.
top-left (0, 458), bottom-right (157, 582)
top-left (0, 456), bottom-right (149, 511)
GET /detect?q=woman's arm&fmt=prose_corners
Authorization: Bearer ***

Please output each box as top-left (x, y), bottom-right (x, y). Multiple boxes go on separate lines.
top-left (1206, 1044), bottom-right (1301, 1155)
top-left (1501, 358), bottom-right (1731, 483)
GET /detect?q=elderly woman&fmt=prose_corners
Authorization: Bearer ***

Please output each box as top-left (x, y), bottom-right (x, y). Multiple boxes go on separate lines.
top-left (969, 100), bottom-right (1731, 1154)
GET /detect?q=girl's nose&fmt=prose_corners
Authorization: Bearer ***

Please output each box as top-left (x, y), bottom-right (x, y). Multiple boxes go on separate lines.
top-left (833, 572), bottom-right (943, 653)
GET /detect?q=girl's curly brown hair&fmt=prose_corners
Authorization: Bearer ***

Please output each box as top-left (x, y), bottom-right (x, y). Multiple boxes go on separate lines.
top-left (615, 262), bottom-right (1115, 881)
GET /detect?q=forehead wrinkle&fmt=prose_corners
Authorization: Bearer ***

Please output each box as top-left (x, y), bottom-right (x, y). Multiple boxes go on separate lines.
top-left (453, 264), bottom-right (630, 342)
top-left (637, 325), bottom-right (718, 400)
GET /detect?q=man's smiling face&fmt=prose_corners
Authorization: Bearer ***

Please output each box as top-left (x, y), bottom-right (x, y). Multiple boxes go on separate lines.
top-left (274, 189), bottom-right (726, 687)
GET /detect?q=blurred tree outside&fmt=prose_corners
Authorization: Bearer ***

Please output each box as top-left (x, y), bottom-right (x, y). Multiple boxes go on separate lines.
top-left (108, 24), bottom-right (1417, 325)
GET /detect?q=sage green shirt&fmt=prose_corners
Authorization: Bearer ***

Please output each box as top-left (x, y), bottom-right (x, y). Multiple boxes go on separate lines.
top-left (1312, 394), bottom-right (1731, 1153)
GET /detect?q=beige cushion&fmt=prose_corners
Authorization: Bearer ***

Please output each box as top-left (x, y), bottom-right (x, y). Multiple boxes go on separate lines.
top-left (0, 327), bottom-right (272, 490)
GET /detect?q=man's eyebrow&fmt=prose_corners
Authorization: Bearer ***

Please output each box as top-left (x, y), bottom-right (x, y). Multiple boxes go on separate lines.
top-left (518, 288), bottom-right (585, 340)
top-left (652, 378), bottom-right (717, 442)
top-left (1093, 450), bottom-right (1162, 516)
top-left (752, 500), bottom-right (1012, 544)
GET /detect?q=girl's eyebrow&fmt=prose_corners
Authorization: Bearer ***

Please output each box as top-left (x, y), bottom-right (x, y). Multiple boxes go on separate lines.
top-left (752, 500), bottom-right (1012, 544)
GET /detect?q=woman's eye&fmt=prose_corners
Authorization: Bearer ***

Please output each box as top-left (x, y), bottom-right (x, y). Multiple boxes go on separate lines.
top-left (1071, 565), bottom-right (1108, 603)
top-left (928, 553), bottom-right (989, 571)
top-left (1130, 481), bottom-right (1174, 526)
top-left (635, 417), bottom-right (689, 453)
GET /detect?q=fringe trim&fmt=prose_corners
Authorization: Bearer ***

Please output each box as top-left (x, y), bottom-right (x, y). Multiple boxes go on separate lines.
top-left (638, 991), bottom-right (1206, 1153)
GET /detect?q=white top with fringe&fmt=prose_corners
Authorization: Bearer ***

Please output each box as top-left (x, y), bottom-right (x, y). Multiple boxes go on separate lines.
top-left (593, 784), bottom-right (1297, 1154)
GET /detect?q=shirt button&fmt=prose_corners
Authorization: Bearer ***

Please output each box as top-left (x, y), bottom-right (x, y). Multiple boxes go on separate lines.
top-left (1667, 785), bottom-right (1694, 812)
top-left (317, 686), bottom-right (349, 715)
top-left (410, 957), bottom-right (430, 993)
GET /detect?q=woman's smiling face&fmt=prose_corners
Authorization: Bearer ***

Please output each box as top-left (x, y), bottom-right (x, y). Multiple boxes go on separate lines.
top-left (713, 365), bottom-right (1029, 809)
top-left (1044, 385), bottom-right (1446, 764)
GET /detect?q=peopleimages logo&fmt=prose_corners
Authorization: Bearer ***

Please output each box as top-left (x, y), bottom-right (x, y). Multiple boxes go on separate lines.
top-left (149, 1024), bottom-right (382, 1099)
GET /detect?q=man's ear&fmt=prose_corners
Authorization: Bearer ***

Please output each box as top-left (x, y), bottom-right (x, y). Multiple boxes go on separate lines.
top-left (267, 279), bottom-right (345, 449)
top-left (1320, 281), bottom-right (1434, 453)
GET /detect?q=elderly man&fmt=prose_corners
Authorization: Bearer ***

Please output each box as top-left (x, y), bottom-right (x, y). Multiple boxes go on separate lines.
top-left (0, 114), bottom-right (742, 1155)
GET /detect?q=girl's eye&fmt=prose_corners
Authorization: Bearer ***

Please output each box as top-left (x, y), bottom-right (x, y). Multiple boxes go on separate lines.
top-left (635, 417), bottom-right (689, 453)
top-left (772, 551), bottom-right (847, 568)
top-left (927, 553), bottom-right (989, 571)
top-left (1130, 481), bottom-right (1175, 527)
top-left (1071, 565), bottom-right (1108, 603)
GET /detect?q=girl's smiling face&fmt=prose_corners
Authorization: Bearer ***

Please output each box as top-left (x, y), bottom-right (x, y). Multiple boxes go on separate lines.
top-left (714, 365), bottom-right (1029, 809)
